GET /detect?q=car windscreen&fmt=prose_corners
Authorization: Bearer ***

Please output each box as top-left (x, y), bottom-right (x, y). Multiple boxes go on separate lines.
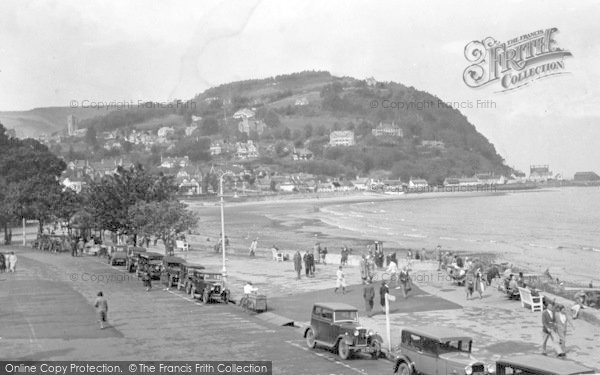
top-left (438, 340), bottom-right (471, 353)
top-left (334, 310), bottom-right (358, 322)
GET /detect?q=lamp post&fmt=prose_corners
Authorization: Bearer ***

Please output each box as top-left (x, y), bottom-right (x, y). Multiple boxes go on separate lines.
top-left (219, 172), bottom-right (232, 276)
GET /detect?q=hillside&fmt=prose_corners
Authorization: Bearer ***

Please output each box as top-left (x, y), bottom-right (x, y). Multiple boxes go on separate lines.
top-left (7, 71), bottom-right (513, 183)
top-left (0, 107), bottom-right (102, 138)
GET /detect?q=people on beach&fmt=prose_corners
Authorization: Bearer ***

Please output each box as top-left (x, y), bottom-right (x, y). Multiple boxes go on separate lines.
top-left (77, 238), bottom-right (84, 256)
top-left (293, 250), bottom-right (302, 279)
top-left (320, 246), bottom-right (327, 265)
top-left (436, 245), bottom-right (443, 270)
top-left (142, 271), bottom-right (152, 292)
top-left (6, 251), bottom-right (17, 272)
top-left (555, 304), bottom-right (573, 357)
top-left (303, 250), bottom-right (314, 277)
top-left (363, 280), bottom-right (375, 317)
top-left (571, 291), bottom-right (587, 319)
top-left (379, 281), bottom-right (389, 312)
top-left (541, 301), bottom-right (556, 355)
top-left (340, 246), bottom-right (349, 266)
top-left (367, 255), bottom-right (375, 282)
top-left (466, 273), bottom-right (475, 299)
top-left (508, 274), bottom-right (519, 294)
top-left (386, 258), bottom-right (399, 285)
top-left (248, 238), bottom-right (258, 257)
top-left (360, 255), bottom-right (368, 284)
top-left (398, 266), bottom-right (410, 298)
top-left (474, 268), bottom-right (485, 299)
top-left (313, 242), bottom-right (321, 264)
top-left (334, 266), bottom-right (346, 294)
top-left (0, 252), bottom-right (5, 273)
top-left (94, 291), bottom-right (108, 329)
top-left (517, 272), bottom-right (526, 288)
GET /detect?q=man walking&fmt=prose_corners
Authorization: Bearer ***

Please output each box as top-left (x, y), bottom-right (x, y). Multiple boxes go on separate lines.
top-left (7, 251), bottom-right (17, 272)
top-left (379, 281), bottom-right (389, 312)
top-left (363, 280), bottom-right (375, 317)
top-left (293, 250), bottom-right (302, 279)
top-left (542, 301), bottom-right (556, 355)
top-left (334, 266), bottom-right (346, 294)
top-left (303, 250), bottom-right (311, 277)
top-left (555, 304), bottom-right (573, 357)
top-left (360, 255), bottom-right (368, 284)
top-left (94, 291), bottom-right (108, 329)
top-left (248, 238), bottom-right (258, 257)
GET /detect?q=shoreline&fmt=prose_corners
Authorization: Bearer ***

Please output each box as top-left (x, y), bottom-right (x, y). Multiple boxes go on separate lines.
top-left (184, 188), bottom-right (598, 292)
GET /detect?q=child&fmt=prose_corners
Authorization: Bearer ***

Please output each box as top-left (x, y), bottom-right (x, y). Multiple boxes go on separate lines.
top-left (142, 271), bottom-right (152, 292)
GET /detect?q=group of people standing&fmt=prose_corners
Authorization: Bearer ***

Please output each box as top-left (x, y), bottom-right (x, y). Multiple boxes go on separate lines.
top-left (541, 300), bottom-right (574, 357)
top-left (362, 280), bottom-right (391, 317)
top-left (0, 251), bottom-right (17, 272)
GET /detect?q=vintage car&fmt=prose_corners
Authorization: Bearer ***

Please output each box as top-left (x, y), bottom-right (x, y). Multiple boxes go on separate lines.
top-left (161, 256), bottom-right (186, 287)
top-left (126, 246), bottom-right (147, 273)
top-left (136, 252), bottom-right (164, 279)
top-left (495, 354), bottom-right (595, 375)
top-left (177, 263), bottom-right (206, 291)
top-left (303, 302), bottom-right (383, 360)
top-left (392, 326), bottom-right (493, 375)
top-left (108, 246), bottom-right (128, 266)
top-left (189, 269), bottom-right (230, 304)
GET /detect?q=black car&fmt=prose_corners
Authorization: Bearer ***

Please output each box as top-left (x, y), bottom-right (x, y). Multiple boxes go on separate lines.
top-left (161, 256), bottom-right (186, 287)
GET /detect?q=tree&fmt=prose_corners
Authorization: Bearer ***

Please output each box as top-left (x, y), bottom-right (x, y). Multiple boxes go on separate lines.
top-left (201, 116), bottom-right (219, 135)
top-left (129, 200), bottom-right (198, 254)
top-left (83, 165), bottom-right (177, 239)
top-left (85, 126), bottom-right (97, 146)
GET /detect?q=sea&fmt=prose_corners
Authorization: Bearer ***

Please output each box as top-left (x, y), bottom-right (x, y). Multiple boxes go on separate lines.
top-left (318, 187), bottom-right (600, 284)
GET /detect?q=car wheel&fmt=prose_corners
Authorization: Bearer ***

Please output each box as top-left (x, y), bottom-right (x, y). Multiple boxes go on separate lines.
top-left (202, 289), bottom-right (210, 304)
top-left (370, 339), bottom-right (381, 359)
top-left (395, 362), bottom-right (411, 375)
top-left (338, 340), bottom-right (351, 360)
top-left (306, 328), bottom-right (316, 349)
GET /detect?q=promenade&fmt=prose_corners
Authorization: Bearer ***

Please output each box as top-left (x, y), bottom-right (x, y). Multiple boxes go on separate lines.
top-left (176, 241), bottom-right (600, 370)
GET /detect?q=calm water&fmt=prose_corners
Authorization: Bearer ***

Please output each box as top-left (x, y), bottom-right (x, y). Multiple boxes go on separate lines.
top-left (319, 187), bottom-right (600, 283)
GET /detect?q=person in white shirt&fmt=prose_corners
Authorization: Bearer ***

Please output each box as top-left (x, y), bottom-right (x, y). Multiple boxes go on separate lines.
top-left (334, 266), bottom-right (346, 294)
top-left (243, 281), bottom-right (257, 296)
top-left (7, 252), bottom-right (17, 272)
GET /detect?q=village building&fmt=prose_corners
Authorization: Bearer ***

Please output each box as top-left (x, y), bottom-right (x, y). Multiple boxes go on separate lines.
top-left (408, 178), bottom-right (429, 189)
top-left (291, 147), bottom-right (313, 161)
top-left (238, 118), bottom-right (267, 136)
top-left (160, 156), bottom-right (190, 169)
top-left (210, 142), bottom-right (222, 156)
top-left (421, 140), bottom-right (445, 149)
top-left (157, 126), bottom-right (175, 138)
top-left (529, 165), bottom-right (552, 182)
top-left (573, 171), bottom-right (600, 181)
top-left (365, 77), bottom-right (377, 87)
top-left (329, 130), bottom-right (355, 146)
top-left (233, 108), bottom-right (255, 119)
top-left (372, 122), bottom-right (403, 137)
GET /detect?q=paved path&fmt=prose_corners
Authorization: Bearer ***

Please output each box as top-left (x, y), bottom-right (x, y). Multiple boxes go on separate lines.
top-left (0, 248), bottom-right (394, 374)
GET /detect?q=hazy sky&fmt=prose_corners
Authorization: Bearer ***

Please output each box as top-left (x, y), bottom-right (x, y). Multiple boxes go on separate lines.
top-left (1, 0), bottom-right (598, 176)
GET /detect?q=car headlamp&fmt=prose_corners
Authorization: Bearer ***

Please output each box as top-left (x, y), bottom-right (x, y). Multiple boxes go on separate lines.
top-left (487, 364), bottom-right (495, 374)
top-left (354, 329), bottom-right (359, 336)
top-left (465, 366), bottom-right (473, 375)
top-left (368, 329), bottom-right (374, 336)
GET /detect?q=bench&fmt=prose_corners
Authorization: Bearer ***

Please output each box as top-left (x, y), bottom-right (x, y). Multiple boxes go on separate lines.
top-left (518, 287), bottom-right (543, 312)
top-left (176, 240), bottom-right (189, 252)
top-left (272, 248), bottom-right (283, 262)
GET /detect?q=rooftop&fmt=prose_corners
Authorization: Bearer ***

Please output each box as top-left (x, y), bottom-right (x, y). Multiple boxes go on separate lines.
top-left (496, 354), bottom-right (595, 375)
top-left (403, 326), bottom-right (473, 342)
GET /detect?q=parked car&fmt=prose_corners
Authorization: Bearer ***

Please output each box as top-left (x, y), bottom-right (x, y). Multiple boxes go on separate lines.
top-left (136, 252), bottom-right (164, 279)
top-left (189, 270), bottom-right (230, 304)
top-left (392, 326), bottom-right (493, 375)
top-left (108, 247), bottom-right (127, 266)
top-left (126, 246), bottom-right (147, 273)
top-left (303, 302), bottom-right (382, 360)
top-left (178, 263), bottom-right (206, 292)
top-left (161, 256), bottom-right (186, 287)
top-left (495, 354), bottom-right (595, 375)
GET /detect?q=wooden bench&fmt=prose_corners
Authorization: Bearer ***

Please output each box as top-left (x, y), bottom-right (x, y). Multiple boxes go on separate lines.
top-left (518, 287), bottom-right (543, 312)
top-left (175, 240), bottom-right (189, 252)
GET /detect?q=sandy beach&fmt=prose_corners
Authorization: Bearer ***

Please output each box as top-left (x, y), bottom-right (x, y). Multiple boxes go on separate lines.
top-left (184, 189), bottom-right (600, 287)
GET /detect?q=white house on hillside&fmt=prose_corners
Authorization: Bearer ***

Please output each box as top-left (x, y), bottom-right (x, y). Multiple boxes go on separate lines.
top-left (409, 178), bottom-right (429, 189)
top-left (329, 130), bottom-right (355, 146)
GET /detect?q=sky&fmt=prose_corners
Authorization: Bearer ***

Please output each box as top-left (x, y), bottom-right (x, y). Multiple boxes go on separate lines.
top-left (0, 0), bottom-right (599, 177)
